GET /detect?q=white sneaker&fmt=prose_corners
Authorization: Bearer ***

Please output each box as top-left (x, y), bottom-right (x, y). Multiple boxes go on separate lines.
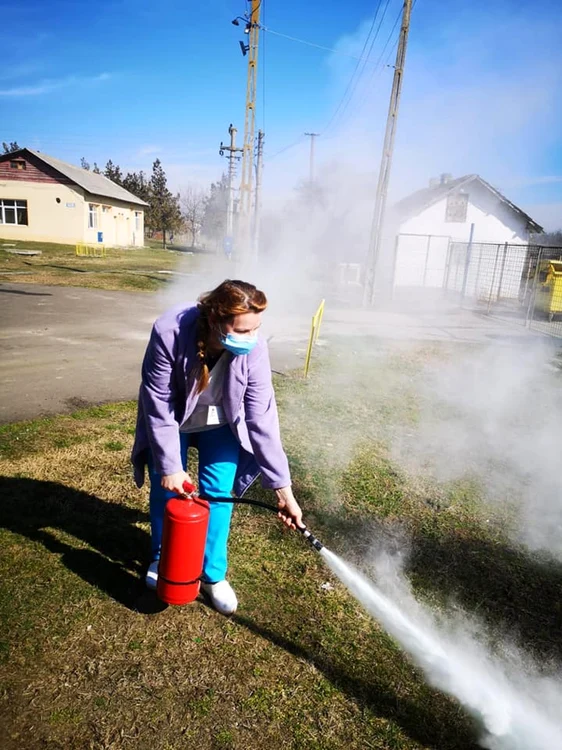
top-left (145, 560), bottom-right (159, 591)
top-left (200, 580), bottom-right (238, 615)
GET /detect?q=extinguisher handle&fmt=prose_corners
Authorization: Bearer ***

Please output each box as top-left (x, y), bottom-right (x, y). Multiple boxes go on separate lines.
top-left (180, 480), bottom-right (198, 499)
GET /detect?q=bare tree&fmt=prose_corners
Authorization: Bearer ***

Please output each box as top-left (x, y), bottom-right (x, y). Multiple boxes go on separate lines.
top-left (180, 186), bottom-right (207, 248)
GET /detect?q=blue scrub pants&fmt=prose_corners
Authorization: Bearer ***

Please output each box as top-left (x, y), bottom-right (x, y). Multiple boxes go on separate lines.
top-left (147, 425), bottom-right (240, 583)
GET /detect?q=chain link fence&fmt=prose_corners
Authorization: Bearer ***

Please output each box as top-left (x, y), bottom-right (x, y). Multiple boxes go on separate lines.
top-left (390, 234), bottom-right (562, 340)
top-left (443, 242), bottom-right (562, 338)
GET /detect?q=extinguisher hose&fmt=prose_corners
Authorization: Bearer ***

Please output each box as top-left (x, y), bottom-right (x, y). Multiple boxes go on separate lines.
top-left (198, 495), bottom-right (324, 552)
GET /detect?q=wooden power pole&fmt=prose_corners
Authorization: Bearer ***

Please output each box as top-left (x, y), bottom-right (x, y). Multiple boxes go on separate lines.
top-left (238, 0), bottom-right (261, 262)
top-left (363, 0), bottom-right (413, 306)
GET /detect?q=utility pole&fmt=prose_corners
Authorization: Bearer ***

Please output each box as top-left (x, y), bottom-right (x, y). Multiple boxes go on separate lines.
top-left (252, 129), bottom-right (265, 260)
top-left (304, 132), bottom-right (320, 183)
top-left (363, 0), bottom-right (413, 306)
top-left (219, 124), bottom-right (243, 258)
top-left (237, 0), bottom-right (261, 262)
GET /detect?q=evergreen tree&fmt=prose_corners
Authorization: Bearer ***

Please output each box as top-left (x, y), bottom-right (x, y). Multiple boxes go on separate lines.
top-left (147, 159), bottom-right (182, 247)
top-left (104, 159), bottom-right (123, 185)
top-left (92, 163), bottom-right (101, 174)
top-left (201, 174), bottom-right (229, 251)
top-left (122, 170), bottom-right (150, 204)
top-left (80, 157), bottom-right (90, 170)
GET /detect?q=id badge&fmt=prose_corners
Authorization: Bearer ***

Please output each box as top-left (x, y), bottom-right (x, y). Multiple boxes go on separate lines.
top-left (207, 405), bottom-right (220, 425)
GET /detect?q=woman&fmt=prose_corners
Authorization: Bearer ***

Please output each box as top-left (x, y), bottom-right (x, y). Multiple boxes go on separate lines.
top-left (132, 279), bottom-right (304, 615)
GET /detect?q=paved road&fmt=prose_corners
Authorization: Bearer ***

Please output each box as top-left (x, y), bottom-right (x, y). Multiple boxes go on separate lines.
top-left (0, 284), bottom-right (163, 422)
top-left (0, 281), bottom-right (547, 424)
top-left (0, 282), bottom-right (311, 423)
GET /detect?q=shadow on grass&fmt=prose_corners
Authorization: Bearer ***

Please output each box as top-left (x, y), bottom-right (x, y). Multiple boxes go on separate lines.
top-left (307, 508), bottom-right (562, 664)
top-left (233, 613), bottom-right (480, 750)
top-left (0, 476), bottom-right (157, 611)
top-left (26, 263), bottom-right (89, 273)
top-left (409, 532), bottom-right (562, 663)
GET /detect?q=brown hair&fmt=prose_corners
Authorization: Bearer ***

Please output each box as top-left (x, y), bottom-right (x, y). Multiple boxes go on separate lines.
top-left (195, 279), bottom-right (267, 393)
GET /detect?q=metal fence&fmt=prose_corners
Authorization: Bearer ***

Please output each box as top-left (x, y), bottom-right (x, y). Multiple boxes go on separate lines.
top-left (390, 234), bottom-right (562, 340)
top-left (443, 241), bottom-right (562, 339)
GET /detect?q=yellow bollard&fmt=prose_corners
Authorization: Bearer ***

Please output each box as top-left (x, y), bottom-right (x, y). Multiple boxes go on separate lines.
top-left (303, 299), bottom-right (325, 378)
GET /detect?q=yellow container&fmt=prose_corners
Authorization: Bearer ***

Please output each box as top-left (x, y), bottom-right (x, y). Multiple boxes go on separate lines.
top-left (534, 260), bottom-right (562, 321)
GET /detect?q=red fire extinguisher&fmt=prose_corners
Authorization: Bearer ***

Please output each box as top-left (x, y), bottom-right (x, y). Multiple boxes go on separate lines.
top-left (156, 482), bottom-right (210, 606)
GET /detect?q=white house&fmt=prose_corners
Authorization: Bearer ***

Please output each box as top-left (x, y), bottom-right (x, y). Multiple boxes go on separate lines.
top-left (389, 174), bottom-right (543, 298)
top-left (0, 148), bottom-right (148, 247)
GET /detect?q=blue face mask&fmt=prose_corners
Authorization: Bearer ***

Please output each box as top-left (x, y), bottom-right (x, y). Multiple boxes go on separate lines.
top-left (220, 330), bottom-right (259, 356)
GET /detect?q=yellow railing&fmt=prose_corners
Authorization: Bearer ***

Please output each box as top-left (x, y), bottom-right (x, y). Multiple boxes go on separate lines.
top-left (76, 243), bottom-right (107, 258)
top-left (303, 299), bottom-right (325, 378)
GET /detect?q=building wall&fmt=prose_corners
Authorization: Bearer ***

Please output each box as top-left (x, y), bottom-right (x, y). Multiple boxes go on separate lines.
top-left (0, 154), bottom-right (72, 185)
top-left (0, 180), bottom-right (144, 246)
top-left (0, 180), bottom-right (86, 243)
top-left (83, 194), bottom-right (144, 247)
top-left (399, 186), bottom-right (530, 244)
top-left (393, 184), bottom-right (531, 293)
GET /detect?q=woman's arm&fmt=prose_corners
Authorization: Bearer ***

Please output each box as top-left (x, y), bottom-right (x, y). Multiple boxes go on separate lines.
top-left (140, 324), bottom-right (185, 479)
top-left (244, 341), bottom-right (303, 528)
top-left (243, 341), bottom-right (291, 489)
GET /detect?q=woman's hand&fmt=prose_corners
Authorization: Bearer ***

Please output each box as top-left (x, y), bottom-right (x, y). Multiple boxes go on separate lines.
top-left (161, 471), bottom-right (194, 495)
top-left (275, 486), bottom-right (304, 530)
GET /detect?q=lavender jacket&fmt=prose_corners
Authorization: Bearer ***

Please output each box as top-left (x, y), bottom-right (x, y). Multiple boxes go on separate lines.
top-left (131, 303), bottom-right (291, 497)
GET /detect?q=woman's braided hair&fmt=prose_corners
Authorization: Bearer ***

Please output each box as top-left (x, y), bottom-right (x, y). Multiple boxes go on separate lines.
top-left (195, 279), bottom-right (267, 393)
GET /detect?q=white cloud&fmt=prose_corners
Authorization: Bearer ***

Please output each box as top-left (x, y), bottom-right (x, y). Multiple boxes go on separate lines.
top-left (0, 72), bottom-right (112, 97)
top-left (137, 145), bottom-right (162, 157)
top-left (506, 176), bottom-right (562, 189)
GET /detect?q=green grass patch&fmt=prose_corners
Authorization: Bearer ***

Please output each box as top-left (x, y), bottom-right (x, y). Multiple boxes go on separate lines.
top-left (0, 237), bottom-right (202, 292)
top-left (0, 343), bottom-right (561, 749)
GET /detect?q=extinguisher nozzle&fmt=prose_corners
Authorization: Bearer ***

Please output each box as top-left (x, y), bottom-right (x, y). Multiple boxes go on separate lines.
top-left (299, 526), bottom-right (324, 551)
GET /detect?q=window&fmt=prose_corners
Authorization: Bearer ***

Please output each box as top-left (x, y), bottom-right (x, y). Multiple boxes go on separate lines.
top-left (88, 203), bottom-right (99, 229)
top-left (10, 160), bottom-right (26, 170)
top-left (0, 199), bottom-right (28, 225)
top-left (102, 205), bottom-right (111, 213)
top-left (445, 192), bottom-right (468, 223)
top-left (135, 211), bottom-right (142, 231)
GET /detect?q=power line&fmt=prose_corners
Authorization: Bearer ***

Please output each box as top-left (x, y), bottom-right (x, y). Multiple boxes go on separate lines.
top-left (267, 136), bottom-right (305, 161)
top-left (261, 27), bottom-right (362, 59)
top-left (327, 2), bottom-right (405, 136)
top-left (346, 0), bottom-right (418, 128)
top-left (323, 0), bottom-right (394, 135)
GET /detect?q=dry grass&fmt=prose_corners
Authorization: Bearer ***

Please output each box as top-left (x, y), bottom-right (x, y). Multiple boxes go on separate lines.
top-left (1, 349), bottom-right (561, 749)
top-left (0, 239), bottom-right (201, 292)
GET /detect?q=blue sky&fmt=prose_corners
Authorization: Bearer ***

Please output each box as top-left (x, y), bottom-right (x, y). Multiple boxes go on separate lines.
top-left (1, 0), bottom-right (561, 229)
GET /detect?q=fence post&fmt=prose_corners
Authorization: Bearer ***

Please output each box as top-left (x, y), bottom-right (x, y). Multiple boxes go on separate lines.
top-left (496, 242), bottom-right (509, 301)
top-left (474, 244), bottom-right (484, 300)
top-left (460, 223), bottom-right (475, 301)
top-left (525, 247), bottom-right (542, 328)
top-left (486, 244), bottom-right (501, 314)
